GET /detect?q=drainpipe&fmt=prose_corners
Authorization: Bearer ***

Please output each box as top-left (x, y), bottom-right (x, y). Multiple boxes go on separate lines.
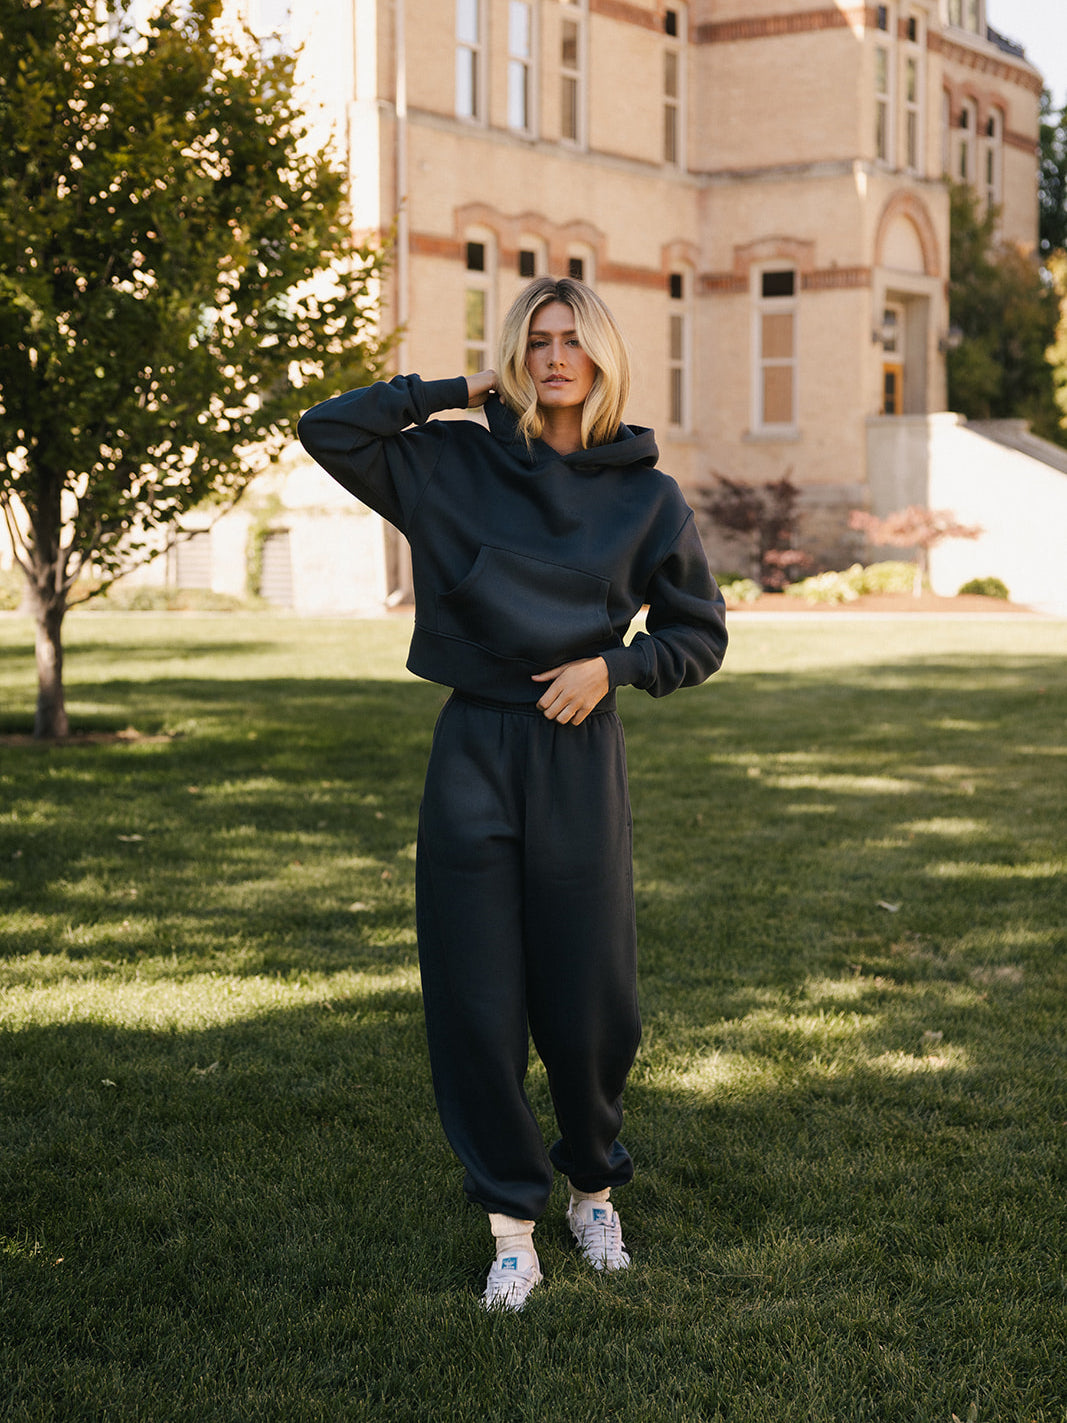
top-left (394, 0), bottom-right (409, 371)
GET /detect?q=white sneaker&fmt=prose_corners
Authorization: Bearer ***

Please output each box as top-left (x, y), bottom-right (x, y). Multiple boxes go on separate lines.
top-left (567, 1198), bottom-right (631, 1271)
top-left (481, 1249), bottom-right (542, 1311)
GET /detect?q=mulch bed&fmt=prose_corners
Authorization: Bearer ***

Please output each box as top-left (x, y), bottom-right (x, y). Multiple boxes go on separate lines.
top-left (730, 591), bottom-right (1032, 614)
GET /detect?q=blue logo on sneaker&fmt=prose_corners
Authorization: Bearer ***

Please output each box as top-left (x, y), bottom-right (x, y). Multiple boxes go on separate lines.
top-left (501, 1256), bottom-right (518, 1270)
top-left (592, 1208), bottom-right (607, 1222)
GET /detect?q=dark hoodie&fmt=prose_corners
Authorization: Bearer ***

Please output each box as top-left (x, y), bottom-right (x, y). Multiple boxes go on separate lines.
top-left (297, 374), bottom-right (727, 703)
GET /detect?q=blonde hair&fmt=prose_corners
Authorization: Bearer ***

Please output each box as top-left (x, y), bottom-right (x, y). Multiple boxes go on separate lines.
top-left (496, 277), bottom-right (631, 448)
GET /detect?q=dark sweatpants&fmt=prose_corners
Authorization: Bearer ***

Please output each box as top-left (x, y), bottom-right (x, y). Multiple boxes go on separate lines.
top-left (415, 692), bottom-right (642, 1221)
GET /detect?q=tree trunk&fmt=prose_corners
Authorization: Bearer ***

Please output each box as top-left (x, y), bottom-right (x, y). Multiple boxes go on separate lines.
top-left (33, 592), bottom-right (69, 739)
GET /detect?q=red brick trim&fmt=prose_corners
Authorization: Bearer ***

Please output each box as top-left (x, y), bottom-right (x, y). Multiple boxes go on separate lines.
top-left (873, 191), bottom-right (941, 278)
top-left (599, 261), bottom-right (671, 290)
top-left (410, 233), bottom-right (465, 261)
top-left (1005, 129), bottom-right (1038, 154)
top-left (590, 0), bottom-right (663, 34)
top-left (938, 34), bottom-right (1043, 96)
top-left (801, 266), bottom-right (872, 290)
top-left (698, 274), bottom-right (748, 295)
top-left (694, 7), bottom-right (869, 45)
top-left (700, 267), bottom-right (872, 294)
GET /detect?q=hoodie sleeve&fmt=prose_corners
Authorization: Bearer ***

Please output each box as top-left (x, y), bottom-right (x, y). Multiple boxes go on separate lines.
top-left (297, 374), bottom-right (471, 534)
top-left (600, 512), bottom-right (728, 697)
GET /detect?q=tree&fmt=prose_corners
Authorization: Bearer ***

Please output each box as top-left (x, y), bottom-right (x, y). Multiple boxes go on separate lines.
top-left (946, 182), bottom-right (1062, 444)
top-left (848, 507), bottom-right (982, 597)
top-left (699, 472), bottom-right (809, 589)
top-left (0, 0), bottom-right (389, 737)
top-left (1039, 90), bottom-right (1067, 257)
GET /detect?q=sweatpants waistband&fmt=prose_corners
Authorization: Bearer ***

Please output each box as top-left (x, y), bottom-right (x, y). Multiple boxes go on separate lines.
top-left (450, 689), bottom-right (617, 717)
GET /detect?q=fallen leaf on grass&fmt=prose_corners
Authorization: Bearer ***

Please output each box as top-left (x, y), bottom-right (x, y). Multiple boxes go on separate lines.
top-left (117, 834), bottom-right (144, 843)
top-left (877, 900), bottom-right (901, 912)
top-left (921, 1030), bottom-right (944, 1049)
top-left (101, 1079), bottom-right (117, 1088)
top-left (190, 1061), bottom-right (220, 1077)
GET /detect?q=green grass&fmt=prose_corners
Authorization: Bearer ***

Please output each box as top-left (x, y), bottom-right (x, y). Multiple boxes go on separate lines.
top-left (1, 610), bottom-right (1065, 1422)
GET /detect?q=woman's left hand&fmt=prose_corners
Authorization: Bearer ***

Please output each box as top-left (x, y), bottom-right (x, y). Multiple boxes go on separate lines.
top-left (531, 658), bottom-right (610, 725)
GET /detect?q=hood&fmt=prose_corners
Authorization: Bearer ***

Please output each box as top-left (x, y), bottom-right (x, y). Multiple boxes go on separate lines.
top-left (485, 395), bottom-right (659, 471)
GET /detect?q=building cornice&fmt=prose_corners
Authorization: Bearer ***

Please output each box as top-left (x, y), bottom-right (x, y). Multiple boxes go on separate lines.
top-left (933, 30), bottom-right (1043, 97)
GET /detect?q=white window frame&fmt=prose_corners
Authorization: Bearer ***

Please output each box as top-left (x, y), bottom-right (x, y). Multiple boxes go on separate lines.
top-left (752, 266), bottom-right (799, 435)
top-left (981, 107), bottom-right (1003, 213)
top-left (667, 271), bottom-right (692, 431)
top-left (955, 97), bottom-right (977, 185)
top-left (463, 231), bottom-right (495, 377)
top-left (566, 246), bottom-right (595, 286)
top-left (456, 0), bottom-right (486, 123)
top-left (507, 1), bottom-right (537, 135)
top-left (559, 1), bottom-right (587, 148)
top-left (874, 25), bottom-right (894, 167)
top-left (517, 236), bottom-right (548, 279)
top-left (663, 5), bottom-right (686, 169)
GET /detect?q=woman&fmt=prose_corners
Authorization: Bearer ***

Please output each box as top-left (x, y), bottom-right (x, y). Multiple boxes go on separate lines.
top-left (298, 277), bottom-right (727, 1310)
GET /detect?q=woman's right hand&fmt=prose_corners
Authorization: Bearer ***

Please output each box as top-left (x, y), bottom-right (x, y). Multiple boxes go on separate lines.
top-left (466, 369), bottom-right (498, 408)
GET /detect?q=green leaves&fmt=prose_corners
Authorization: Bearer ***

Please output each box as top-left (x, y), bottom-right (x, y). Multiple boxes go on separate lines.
top-left (0, 0), bottom-right (389, 599)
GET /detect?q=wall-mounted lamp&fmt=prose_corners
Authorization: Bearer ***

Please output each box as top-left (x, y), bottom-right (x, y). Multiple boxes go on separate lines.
top-left (871, 313), bottom-right (898, 346)
top-left (938, 325), bottom-right (964, 353)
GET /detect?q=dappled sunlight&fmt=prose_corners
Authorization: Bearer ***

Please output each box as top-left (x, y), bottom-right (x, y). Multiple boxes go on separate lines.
top-left (0, 961), bottom-right (422, 1032)
top-left (927, 859), bottom-right (1061, 881)
top-left (766, 772), bottom-right (918, 794)
top-left (870, 1047), bottom-right (969, 1075)
top-left (901, 816), bottom-right (988, 836)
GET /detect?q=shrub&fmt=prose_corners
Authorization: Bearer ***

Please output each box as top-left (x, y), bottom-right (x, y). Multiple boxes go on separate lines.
top-left (85, 586), bottom-right (252, 613)
top-left (784, 568), bottom-right (862, 604)
top-left (856, 561), bottom-right (917, 594)
top-left (958, 576), bottom-right (1010, 600)
top-left (719, 578), bottom-right (763, 605)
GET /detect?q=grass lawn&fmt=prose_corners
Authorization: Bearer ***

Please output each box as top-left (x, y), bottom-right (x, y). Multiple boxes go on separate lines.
top-left (1, 610), bottom-right (1064, 1422)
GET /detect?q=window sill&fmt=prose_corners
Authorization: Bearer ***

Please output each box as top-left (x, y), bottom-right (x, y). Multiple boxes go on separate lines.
top-left (743, 428), bottom-right (802, 444)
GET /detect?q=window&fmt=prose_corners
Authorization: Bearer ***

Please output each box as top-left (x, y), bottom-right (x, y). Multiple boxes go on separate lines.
top-left (907, 15), bottom-right (917, 41)
top-left (464, 234), bottom-right (494, 375)
top-left (905, 57), bottom-right (919, 170)
top-left (947, 0), bottom-right (962, 25)
top-left (876, 5), bottom-right (888, 30)
top-left (754, 269), bottom-right (797, 432)
top-left (507, 2), bottom-right (534, 133)
top-left (171, 531), bottom-right (212, 590)
top-left (668, 272), bottom-right (690, 430)
top-left (456, 0), bottom-right (484, 121)
top-left (560, 2), bottom-right (586, 144)
top-left (875, 46), bottom-right (890, 162)
top-left (956, 98), bottom-right (976, 184)
top-left (941, 89), bottom-right (951, 175)
top-left (662, 4), bottom-right (685, 166)
top-left (567, 246), bottom-right (594, 283)
top-left (518, 236), bottom-right (547, 278)
top-left (982, 108), bottom-right (1003, 212)
top-left (965, 0), bottom-right (979, 32)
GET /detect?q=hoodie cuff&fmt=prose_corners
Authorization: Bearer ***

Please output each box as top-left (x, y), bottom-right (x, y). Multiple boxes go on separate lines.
top-left (601, 641), bottom-right (650, 691)
top-left (417, 376), bottom-right (473, 420)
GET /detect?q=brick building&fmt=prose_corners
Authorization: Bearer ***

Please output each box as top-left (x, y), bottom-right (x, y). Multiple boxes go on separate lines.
top-left (85, 1), bottom-right (1067, 611)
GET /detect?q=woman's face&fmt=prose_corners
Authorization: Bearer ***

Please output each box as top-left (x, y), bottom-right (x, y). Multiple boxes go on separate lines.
top-left (524, 301), bottom-right (597, 412)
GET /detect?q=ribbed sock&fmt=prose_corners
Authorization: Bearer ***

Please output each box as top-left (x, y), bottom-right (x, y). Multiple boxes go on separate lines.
top-left (488, 1213), bottom-right (536, 1260)
top-left (567, 1182), bottom-right (612, 1207)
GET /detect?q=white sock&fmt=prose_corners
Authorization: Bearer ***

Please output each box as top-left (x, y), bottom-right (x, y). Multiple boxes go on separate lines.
top-left (568, 1183), bottom-right (611, 1207)
top-left (488, 1213), bottom-right (536, 1260)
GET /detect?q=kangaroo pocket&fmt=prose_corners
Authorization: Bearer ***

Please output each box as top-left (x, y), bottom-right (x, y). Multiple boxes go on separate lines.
top-left (436, 545), bottom-right (612, 664)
